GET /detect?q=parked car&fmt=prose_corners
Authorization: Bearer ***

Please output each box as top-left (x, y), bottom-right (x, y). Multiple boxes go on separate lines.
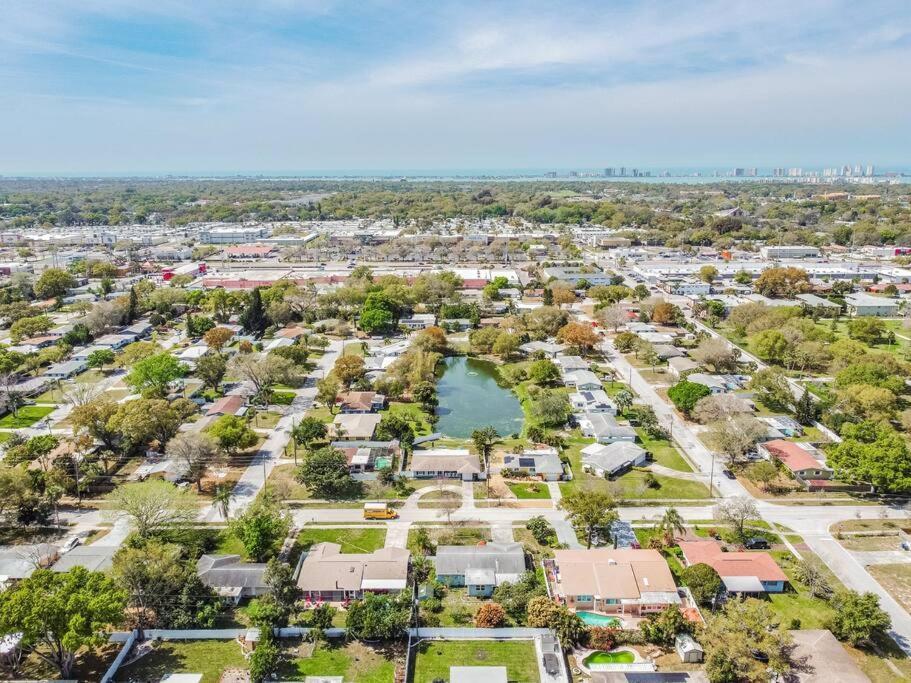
top-left (900, 541), bottom-right (910, 551)
top-left (722, 469), bottom-right (736, 480)
top-left (744, 537), bottom-right (770, 550)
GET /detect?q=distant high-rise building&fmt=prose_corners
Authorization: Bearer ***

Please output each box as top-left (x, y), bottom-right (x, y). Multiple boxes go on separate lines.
top-left (545, 171), bottom-right (557, 178)
top-left (747, 168), bottom-right (757, 177)
top-left (604, 168), bottom-right (615, 177)
top-left (842, 165), bottom-right (851, 176)
top-left (568, 170), bottom-right (579, 177)
top-left (619, 167), bottom-right (627, 177)
top-left (853, 164), bottom-right (862, 176)
top-left (733, 168), bottom-right (745, 177)
top-left (866, 164), bottom-right (875, 177)
top-left (632, 168), bottom-right (640, 177)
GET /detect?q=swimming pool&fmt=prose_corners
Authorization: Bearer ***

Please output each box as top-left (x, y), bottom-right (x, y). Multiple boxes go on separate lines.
top-left (583, 650), bottom-right (636, 666)
top-left (374, 456), bottom-right (392, 470)
top-left (576, 612), bottom-right (623, 627)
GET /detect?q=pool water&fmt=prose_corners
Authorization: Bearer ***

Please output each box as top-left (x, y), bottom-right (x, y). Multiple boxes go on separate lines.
top-left (576, 611), bottom-right (623, 627)
top-left (584, 650), bottom-right (636, 665)
top-left (374, 456), bottom-right (392, 470)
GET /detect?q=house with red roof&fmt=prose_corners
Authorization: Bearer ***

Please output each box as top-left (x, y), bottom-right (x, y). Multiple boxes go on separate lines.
top-left (678, 539), bottom-right (788, 595)
top-left (758, 439), bottom-right (833, 490)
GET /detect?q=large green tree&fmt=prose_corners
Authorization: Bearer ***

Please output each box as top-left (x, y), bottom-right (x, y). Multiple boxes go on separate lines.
top-left (230, 495), bottom-right (291, 562)
top-left (559, 489), bottom-right (618, 548)
top-left (34, 268), bottom-right (76, 299)
top-left (0, 567), bottom-right (126, 678)
top-left (125, 352), bottom-right (186, 398)
top-left (667, 380), bottom-right (712, 416)
top-left (296, 446), bottom-right (359, 499)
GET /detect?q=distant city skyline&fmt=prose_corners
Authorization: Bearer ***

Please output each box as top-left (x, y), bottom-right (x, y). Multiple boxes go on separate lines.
top-left (2, 0), bottom-right (910, 174)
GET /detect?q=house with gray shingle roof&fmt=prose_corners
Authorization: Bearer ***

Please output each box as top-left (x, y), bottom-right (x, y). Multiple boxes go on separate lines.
top-left (433, 542), bottom-right (526, 597)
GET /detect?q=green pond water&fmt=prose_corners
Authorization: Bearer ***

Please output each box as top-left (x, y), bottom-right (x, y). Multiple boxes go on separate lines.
top-left (435, 356), bottom-right (524, 438)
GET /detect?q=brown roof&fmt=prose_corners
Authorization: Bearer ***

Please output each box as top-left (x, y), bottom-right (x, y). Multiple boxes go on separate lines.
top-left (206, 395), bottom-right (246, 417)
top-left (410, 452), bottom-right (481, 475)
top-left (338, 391), bottom-right (378, 411)
top-left (553, 548), bottom-right (677, 599)
top-left (678, 540), bottom-right (788, 583)
top-left (297, 543), bottom-right (409, 592)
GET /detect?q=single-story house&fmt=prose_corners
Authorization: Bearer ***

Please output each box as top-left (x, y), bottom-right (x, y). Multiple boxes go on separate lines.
top-left (569, 389), bottom-right (617, 415)
top-left (556, 355), bottom-right (590, 373)
top-left (297, 543), bottom-right (410, 601)
top-left (581, 442), bottom-right (648, 478)
top-left (845, 293), bottom-right (900, 317)
top-left (546, 548), bottom-right (682, 617)
top-left (332, 413), bottom-right (382, 441)
top-left (409, 449), bottom-right (482, 481)
top-left (759, 415), bottom-right (803, 438)
top-left (93, 333), bottom-right (135, 350)
top-left (678, 539), bottom-right (787, 594)
top-left (667, 357), bottom-right (699, 379)
top-left (685, 373), bottom-right (746, 394)
top-left (335, 442), bottom-right (397, 473)
top-left (176, 345), bottom-right (210, 365)
top-left (433, 542), bottom-right (526, 597)
top-left (206, 395), bottom-right (248, 418)
top-left (758, 440), bottom-right (833, 487)
top-left (519, 341), bottom-right (566, 358)
top-left (563, 369), bottom-right (602, 391)
top-left (653, 344), bottom-right (685, 360)
top-left (52, 544), bottom-right (117, 573)
top-left (197, 554), bottom-right (269, 599)
top-left (72, 344), bottom-right (115, 362)
top-left (0, 544), bottom-right (59, 580)
top-left (639, 332), bottom-right (676, 345)
top-left (276, 325), bottom-right (308, 340)
top-left (399, 313), bottom-right (435, 330)
top-left (337, 391), bottom-right (386, 414)
top-left (627, 323), bottom-right (657, 333)
top-left (578, 413), bottom-right (637, 443)
top-left (263, 337), bottom-right (294, 352)
top-left (501, 447), bottom-right (565, 481)
top-left (122, 321), bottom-right (153, 338)
top-left (44, 359), bottom-right (88, 380)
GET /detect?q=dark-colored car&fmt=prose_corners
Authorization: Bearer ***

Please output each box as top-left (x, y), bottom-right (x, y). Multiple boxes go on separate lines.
top-left (722, 468), bottom-right (736, 480)
top-left (745, 537), bottom-right (770, 550)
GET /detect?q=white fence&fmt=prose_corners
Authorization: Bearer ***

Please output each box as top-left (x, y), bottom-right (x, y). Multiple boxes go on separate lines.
top-left (408, 627), bottom-right (551, 639)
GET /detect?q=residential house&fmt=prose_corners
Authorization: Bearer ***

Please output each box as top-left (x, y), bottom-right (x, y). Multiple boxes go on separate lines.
top-left (409, 449), bottom-right (482, 481)
top-left (122, 321), bottom-right (153, 338)
top-left (519, 341), bottom-right (566, 358)
top-left (332, 413), bottom-right (382, 441)
top-left (297, 543), bottom-right (410, 601)
top-left (44, 359), bottom-right (88, 380)
top-left (501, 447), bottom-right (565, 481)
top-left (844, 293), bottom-right (900, 317)
top-left (433, 543), bottom-right (526, 597)
top-left (334, 442), bottom-right (397, 473)
top-left (667, 357), bottom-right (698, 379)
top-left (627, 323), bottom-right (657, 334)
top-left (337, 391), bottom-right (386, 414)
top-left (94, 333), bottom-right (135, 350)
top-left (52, 545), bottom-right (117, 573)
top-left (578, 413), bottom-right (637, 443)
top-left (678, 539), bottom-right (787, 594)
top-left (638, 332), bottom-right (675, 345)
top-left (545, 548), bottom-right (683, 617)
top-left (399, 313), bottom-right (435, 330)
top-left (652, 344), bottom-right (685, 360)
top-left (685, 373), bottom-right (746, 394)
top-left (563, 369), bottom-right (602, 391)
top-left (206, 395), bottom-right (248, 418)
top-left (570, 389), bottom-right (617, 415)
top-left (556, 355), bottom-right (590, 373)
top-left (581, 442), bottom-right (648, 478)
top-left (197, 554), bottom-right (269, 599)
top-left (759, 415), bottom-right (803, 438)
top-left (757, 440), bottom-right (834, 490)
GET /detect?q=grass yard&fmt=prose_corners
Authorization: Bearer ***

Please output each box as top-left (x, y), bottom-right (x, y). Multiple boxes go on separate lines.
top-left (765, 548), bottom-right (839, 630)
top-left (213, 530), bottom-right (247, 556)
top-left (297, 526), bottom-right (387, 554)
top-left (283, 640), bottom-right (396, 683)
top-left (343, 341), bottom-right (367, 357)
top-left (250, 409), bottom-right (283, 429)
top-left (868, 564), bottom-right (911, 614)
top-left (412, 640), bottom-right (540, 683)
top-left (114, 639), bottom-right (247, 683)
top-left (0, 405), bottom-right (55, 428)
top-left (386, 401), bottom-right (433, 436)
top-left (636, 428), bottom-right (692, 472)
top-left (407, 525), bottom-right (490, 553)
top-left (507, 481), bottom-right (551, 499)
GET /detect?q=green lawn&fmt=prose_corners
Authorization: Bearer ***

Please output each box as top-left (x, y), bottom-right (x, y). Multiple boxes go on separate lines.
top-left (508, 481), bottom-right (551, 499)
top-left (386, 401), bottom-right (433, 436)
top-left (297, 526), bottom-right (387, 554)
top-left (213, 530), bottom-right (247, 556)
top-left (283, 640), bottom-right (395, 682)
top-left (636, 428), bottom-right (692, 472)
top-left (407, 525), bottom-right (490, 553)
top-left (114, 639), bottom-right (247, 683)
top-left (343, 341), bottom-right (367, 357)
top-left (412, 640), bottom-right (540, 683)
top-left (0, 405), bottom-right (55, 428)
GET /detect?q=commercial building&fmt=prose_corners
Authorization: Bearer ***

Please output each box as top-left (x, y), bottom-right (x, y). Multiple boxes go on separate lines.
top-left (759, 246), bottom-right (821, 259)
top-left (844, 293), bottom-right (900, 317)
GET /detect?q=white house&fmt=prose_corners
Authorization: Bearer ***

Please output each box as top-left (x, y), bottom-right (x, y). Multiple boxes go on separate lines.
top-left (44, 360), bottom-right (88, 380)
top-left (845, 293), bottom-right (900, 317)
top-left (562, 369), bottom-right (602, 391)
top-left (578, 413), bottom-right (637, 443)
top-left (569, 389), bottom-right (617, 415)
top-left (581, 441), bottom-right (648, 477)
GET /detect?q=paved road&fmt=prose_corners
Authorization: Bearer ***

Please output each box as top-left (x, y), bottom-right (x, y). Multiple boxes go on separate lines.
top-left (200, 339), bottom-right (342, 522)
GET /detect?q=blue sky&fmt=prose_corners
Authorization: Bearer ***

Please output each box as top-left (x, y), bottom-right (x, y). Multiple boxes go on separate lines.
top-left (2, 0), bottom-right (910, 174)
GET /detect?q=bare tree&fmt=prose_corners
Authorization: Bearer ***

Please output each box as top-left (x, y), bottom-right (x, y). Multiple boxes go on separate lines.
top-left (596, 303), bottom-right (628, 333)
top-left (714, 497), bottom-right (760, 541)
top-left (228, 353), bottom-right (295, 404)
top-left (689, 337), bottom-right (740, 373)
top-left (166, 432), bottom-right (222, 492)
top-left (692, 394), bottom-right (753, 424)
top-left (703, 415), bottom-right (767, 467)
top-left (61, 382), bottom-right (101, 408)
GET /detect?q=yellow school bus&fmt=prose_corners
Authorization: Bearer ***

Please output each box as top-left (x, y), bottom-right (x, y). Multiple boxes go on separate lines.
top-left (363, 502), bottom-right (397, 519)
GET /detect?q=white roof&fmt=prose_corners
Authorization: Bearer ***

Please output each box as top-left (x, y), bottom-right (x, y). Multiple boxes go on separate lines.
top-left (160, 674), bottom-right (203, 683)
top-left (721, 575), bottom-right (765, 592)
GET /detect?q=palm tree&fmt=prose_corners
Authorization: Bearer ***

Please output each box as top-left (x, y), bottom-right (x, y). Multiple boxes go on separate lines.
top-left (655, 506), bottom-right (686, 546)
top-left (471, 426), bottom-right (500, 497)
top-left (212, 484), bottom-right (235, 521)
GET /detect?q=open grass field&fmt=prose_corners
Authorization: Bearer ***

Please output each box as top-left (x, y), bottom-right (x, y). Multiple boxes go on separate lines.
top-left (297, 526), bottom-right (387, 554)
top-left (0, 405), bottom-right (55, 428)
top-left (412, 640), bottom-right (539, 683)
top-left (282, 640), bottom-right (397, 682)
top-left (115, 639), bottom-right (247, 683)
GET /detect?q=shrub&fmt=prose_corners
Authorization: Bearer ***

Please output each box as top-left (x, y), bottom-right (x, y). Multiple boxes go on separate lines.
top-left (474, 602), bottom-right (507, 628)
top-left (587, 626), bottom-right (618, 651)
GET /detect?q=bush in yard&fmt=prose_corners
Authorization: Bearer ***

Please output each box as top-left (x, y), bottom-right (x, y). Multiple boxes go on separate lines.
top-left (668, 380), bottom-right (712, 417)
top-left (641, 605), bottom-right (692, 647)
top-left (474, 602), bottom-right (507, 627)
top-left (643, 471), bottom-right (660, 489)
top-left (828, 590), bottom-right (891, 645)
top-left (526, 595), bottom-right (560, 627)
top-left (526, 515), bottom-right (557, 546)
top-left (587, 626), bottom-right (618, 651)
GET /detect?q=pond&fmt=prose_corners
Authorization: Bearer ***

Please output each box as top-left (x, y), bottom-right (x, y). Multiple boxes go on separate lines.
top-left (434, 356), bottom-right (524, 438)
